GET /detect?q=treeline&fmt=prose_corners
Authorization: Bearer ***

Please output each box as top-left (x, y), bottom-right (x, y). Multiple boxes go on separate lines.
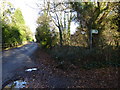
top-left (36, 2), bottom-right (120, 48)
top-left (1, 1), bottom-right (33, 49)
top-left (35, 2), bottom-right (120, 69)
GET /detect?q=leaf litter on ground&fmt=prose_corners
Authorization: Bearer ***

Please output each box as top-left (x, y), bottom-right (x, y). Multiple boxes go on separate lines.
top-left (19, 49), bottom-right (120, 88)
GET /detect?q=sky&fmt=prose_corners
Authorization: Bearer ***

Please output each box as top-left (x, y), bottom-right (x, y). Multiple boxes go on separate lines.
top-left (8, 0), bottom-right (40, 33)
top-left (8, 0), bottom-right (78, 34)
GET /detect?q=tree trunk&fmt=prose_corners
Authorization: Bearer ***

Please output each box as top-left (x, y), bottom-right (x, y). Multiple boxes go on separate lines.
top-left (58, 26), bottom-right (63, 46)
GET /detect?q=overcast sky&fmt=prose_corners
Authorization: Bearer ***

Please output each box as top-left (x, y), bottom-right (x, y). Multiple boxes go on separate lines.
top-left (8, 0), bottom-right (78, 34)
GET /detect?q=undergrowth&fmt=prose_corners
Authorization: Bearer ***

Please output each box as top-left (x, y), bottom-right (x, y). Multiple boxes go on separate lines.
top-left (48, 45), bottom-right (120, 70)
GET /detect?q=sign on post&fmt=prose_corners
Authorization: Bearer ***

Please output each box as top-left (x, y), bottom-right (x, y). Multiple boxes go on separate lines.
top-left (92, 29), bottom-right (98, 34)
top-left (90, 29), bottom-right (98, 50)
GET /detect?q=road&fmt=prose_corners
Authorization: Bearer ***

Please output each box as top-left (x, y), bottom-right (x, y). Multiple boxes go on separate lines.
top-left (2, 42), bottom-right (38, 84)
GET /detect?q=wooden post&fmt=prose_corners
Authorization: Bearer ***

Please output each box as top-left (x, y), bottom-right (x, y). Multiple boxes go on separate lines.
top-left (90, 29), bottom-right (92, 50)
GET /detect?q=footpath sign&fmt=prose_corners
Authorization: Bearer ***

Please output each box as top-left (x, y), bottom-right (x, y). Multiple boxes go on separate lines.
top-left (92, 29), bottom-right (98, 34)
top-left (90, 29), bottom-right (98, 50)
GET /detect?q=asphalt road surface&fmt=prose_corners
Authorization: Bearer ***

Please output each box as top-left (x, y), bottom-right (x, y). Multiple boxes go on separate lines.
top-left (2, 42), bottom-right (38, 84)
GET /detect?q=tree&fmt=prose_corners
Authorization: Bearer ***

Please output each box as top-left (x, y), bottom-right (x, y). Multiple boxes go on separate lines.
top-left (70, 2), bottom-right (116, 49)
top-left (35, 12), bottom-right (56, 48)
top-left (37, 1), bottom-right (74, 46)
top-left (1, 1), bottom-right (33, 49)
top-left (11, 8), bottom-right (25, 25)
top-left (49, 2), bottom-right (76, 46)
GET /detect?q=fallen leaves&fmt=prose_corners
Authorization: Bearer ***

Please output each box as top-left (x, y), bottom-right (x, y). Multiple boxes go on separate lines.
top-left (23, 49), bottom-right (119, 88)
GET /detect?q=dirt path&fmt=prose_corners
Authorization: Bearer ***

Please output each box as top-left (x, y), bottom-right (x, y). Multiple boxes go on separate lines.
top-left (23, 49), bottom-right (119, 88)
top-left (23, 49), bottom-right (74, 88)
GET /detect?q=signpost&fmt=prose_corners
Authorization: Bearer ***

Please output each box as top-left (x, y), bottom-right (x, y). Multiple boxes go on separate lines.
top-left (90, 29), bottom-right (98, 50)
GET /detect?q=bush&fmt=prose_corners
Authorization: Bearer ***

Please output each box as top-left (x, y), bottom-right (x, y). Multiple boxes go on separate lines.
top-left (35, 13), bottom-right (57, 49)
top-left (49, 45), bottom-right (120, 70)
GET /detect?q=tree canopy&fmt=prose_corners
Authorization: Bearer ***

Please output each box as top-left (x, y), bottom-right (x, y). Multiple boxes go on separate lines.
top-left (1, 1), bottom-right (33, 49)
